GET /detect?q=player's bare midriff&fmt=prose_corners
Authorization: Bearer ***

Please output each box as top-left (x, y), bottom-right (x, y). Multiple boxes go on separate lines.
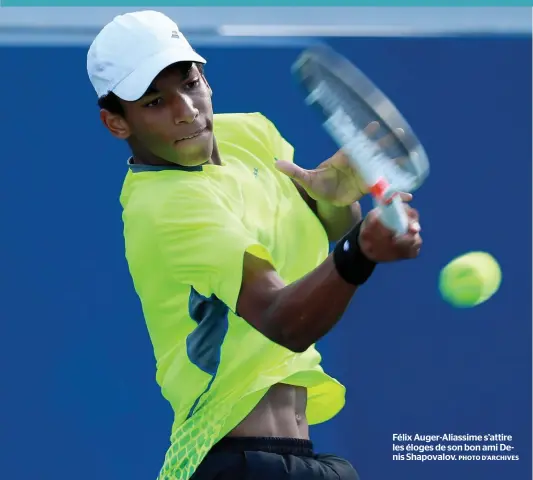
top-left (226, 384), bottom-right (309, 439)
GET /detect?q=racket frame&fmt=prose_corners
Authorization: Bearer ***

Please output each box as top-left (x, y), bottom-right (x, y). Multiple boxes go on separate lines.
top-left (292, 44), bottom-right (429, 234)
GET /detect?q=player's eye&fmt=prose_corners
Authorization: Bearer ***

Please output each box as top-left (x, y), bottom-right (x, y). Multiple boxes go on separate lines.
top-left (143, 97), bottom-right (163, 108)
top-left (185, 78), bottom-right (200, 90)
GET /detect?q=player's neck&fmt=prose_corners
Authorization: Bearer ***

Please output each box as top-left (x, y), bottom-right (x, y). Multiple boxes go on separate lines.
top-left (209, 139), bottom-right (222, 165)
top-left (130, 138), bottom-right (222, 167)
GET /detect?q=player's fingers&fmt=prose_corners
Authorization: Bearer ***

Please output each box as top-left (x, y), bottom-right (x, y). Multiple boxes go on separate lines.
top-left (408, 234), bottom-right (423, 257)
top-left (275, 160), bottom-right (312, 185)
top-left (408, 220), bottom-right (421, 234)
top-left (398, 192), bottom-right (413, 202)
top-left (399, 204), bottom-right (421, 233)
top-left (363, 210), bottom-right (395, 240)
top-left (377, 128), bottom-right (405, 149)
top-left (406, 206), bottom-right (419, 218)
top-left (393, 232), bottom-right (415, 247)
top-left (367, 204), bottom-right (414, 239)
top-left (394, 232), bottom-right (422, 257)
top-left (363, 121), bottom-right (380, 137)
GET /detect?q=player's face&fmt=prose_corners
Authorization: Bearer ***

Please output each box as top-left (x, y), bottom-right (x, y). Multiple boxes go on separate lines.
top-left (121, 62), bottom-right (214, 167)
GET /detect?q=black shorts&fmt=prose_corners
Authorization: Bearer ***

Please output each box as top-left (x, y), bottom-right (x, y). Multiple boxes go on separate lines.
top-left (190, 437), bottom-right (360, 480)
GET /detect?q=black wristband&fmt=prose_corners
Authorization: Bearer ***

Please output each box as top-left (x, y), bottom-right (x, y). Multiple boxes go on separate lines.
top-left (333, 220), bottom-right (377, 286)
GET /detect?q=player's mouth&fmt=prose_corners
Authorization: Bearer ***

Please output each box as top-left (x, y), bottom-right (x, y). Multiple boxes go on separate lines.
top-left (175, 127), bottom-right (207, 143)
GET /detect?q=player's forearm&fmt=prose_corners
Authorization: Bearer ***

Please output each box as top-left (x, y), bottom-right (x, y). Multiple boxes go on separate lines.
top-left (316, 201), bottom-right (362, 242)
top-left (261, 255), bottom-right (358, 352)
top-left (239, 216), bottom-right (375, 353)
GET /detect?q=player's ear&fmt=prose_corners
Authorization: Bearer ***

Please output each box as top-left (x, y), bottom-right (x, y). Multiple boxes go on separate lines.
top-left (100, 109), bottom-right (131, 139)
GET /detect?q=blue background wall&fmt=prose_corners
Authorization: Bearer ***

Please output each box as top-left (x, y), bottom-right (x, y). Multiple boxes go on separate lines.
top-left (1, 35), bottom-right (531, 480)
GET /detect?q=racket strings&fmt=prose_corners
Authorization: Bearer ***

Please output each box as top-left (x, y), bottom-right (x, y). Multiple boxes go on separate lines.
top-left (324, 108), bottom-right (415, 192)
top-left (306, 77), bottom-right (419, 192)
top-left (349, 131), bottom-right (415, 192)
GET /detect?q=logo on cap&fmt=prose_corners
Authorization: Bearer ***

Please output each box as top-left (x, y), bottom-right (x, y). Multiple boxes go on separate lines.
top-left (171, 30), bottom-right (180, 39)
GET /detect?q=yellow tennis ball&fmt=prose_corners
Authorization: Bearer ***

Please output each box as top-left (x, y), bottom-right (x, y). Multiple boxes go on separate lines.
top-left (439, 252), bottom-right (502, 308)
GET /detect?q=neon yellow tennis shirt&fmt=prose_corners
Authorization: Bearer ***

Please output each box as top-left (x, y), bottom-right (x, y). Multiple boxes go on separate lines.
top-left (120, 113), bottom-right (346, 480)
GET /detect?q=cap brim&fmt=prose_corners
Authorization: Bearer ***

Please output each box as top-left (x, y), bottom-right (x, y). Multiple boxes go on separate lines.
top-left (112, 47), bottom-right (207, 101)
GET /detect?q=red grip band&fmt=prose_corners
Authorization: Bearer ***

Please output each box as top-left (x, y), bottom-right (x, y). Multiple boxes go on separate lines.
top-left (369, 177), bottom-right (389, 199)
top-left (369, 178), bottom-right (398, 205)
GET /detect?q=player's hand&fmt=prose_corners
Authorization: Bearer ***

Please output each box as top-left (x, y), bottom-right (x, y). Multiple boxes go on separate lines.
top-left (275, 149), bottom-right (367, 206)
top-left (275, 122), bottom-right (403, 207)
top-left (359, 193), bottom-right (422, 262)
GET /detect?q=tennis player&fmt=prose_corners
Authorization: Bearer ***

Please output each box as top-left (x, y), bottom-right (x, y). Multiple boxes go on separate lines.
top-left (87, 10), bottom-right (422, 480)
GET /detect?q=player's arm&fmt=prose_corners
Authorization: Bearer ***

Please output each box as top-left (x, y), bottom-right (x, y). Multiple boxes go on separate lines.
top-left (237, 252), bottom-right (357, 352)
top-left (158, 185), bottom-right (420, 355)
top-left (237, 201), bottom-right (421, 353)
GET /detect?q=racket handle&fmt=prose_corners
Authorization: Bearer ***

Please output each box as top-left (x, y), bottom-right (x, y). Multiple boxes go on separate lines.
top-left (374, 194), bottom-right (409, 235)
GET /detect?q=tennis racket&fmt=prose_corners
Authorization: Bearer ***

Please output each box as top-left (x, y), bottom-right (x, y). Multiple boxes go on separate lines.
top-left (292, 44), bottom-right (429, 235)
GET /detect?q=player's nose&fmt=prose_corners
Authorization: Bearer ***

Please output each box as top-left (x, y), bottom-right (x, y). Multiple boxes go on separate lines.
top-left (171, 93), bottom-right (199, 124)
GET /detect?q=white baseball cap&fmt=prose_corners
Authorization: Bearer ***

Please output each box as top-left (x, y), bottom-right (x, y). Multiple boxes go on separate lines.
top-left (87, 10), bottom-right (206, 101)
